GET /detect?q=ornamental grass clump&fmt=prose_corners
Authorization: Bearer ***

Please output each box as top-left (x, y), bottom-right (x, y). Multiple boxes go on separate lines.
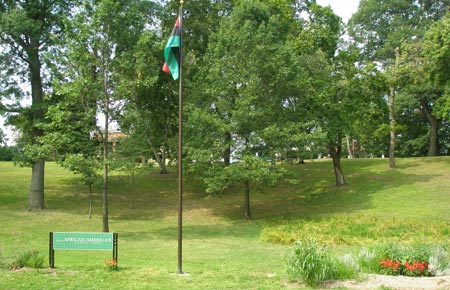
top-left (286, 238), bottom-right (355, 287)
top-left (10, 250), bottom-right (45, 270)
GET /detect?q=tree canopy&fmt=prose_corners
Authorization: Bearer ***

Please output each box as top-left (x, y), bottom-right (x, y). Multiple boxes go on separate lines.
top-left (1, 0), bottom-right (449, 220)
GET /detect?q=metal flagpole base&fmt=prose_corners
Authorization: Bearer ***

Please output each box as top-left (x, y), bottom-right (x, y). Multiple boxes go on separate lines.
top-left (172, 272), bottom-right (191, 277)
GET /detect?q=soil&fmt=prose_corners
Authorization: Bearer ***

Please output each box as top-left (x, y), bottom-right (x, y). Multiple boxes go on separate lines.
top-left (322, 274), bottom-right (450, 290)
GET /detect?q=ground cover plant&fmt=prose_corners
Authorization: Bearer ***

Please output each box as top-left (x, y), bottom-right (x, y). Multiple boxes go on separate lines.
top-left (0, 157), bottom-right (449, 289)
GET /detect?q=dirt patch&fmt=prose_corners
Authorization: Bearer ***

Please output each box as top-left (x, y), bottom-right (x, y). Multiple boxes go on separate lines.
top-left (323, 274), bottom-right (450, 290)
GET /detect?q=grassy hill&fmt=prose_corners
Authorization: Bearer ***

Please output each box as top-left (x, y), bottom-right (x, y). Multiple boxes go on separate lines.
top-left (0, 157), bottom-right (449, 289)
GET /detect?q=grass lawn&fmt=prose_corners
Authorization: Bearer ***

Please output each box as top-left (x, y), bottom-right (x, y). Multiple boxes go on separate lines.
top-left (0, 157), bottom-right (449, 289)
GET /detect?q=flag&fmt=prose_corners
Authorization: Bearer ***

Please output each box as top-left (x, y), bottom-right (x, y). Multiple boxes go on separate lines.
top-left (162, 16), bottom-right (181, 80)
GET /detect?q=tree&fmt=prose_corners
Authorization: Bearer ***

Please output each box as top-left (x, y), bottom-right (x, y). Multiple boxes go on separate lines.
top-left (0, 0), bottom-right (69, 209)
top-left (186, 0), bottom-right (296, 218)
top-left (422, 12), bottom-right (450, 125)
top-left (387, 48), bottom-right (400, 167)
top-left (395, 41), bottom-right (446, 156)
top-left (349, 0), bottom-right (450, 160)
top-left (0, 145), bottom-right (18, 161)
top-left (116, 46), bottom-right (175, 175)
top-left (286, 1), bottom-right (367, 185)
top-left (349, 0), bottom-right (449, 62)
top-left (41, 92), bottom-right (102, 218)
top-left (62, 154), bottom-right (101, 219)
top-left (205, 156), bottom-right (288, 220)
top-left (110, 135), bottom-right (149, 209)
top-left (0, 129), bottom-right (5, 145)
top-left (51, 0), bottom-right (157, 231)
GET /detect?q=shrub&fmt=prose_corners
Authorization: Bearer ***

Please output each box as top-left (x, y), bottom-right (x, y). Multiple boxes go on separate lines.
top-left (428, 245), bottom-right (450, 276)
top-left (286, 239), bottom-right (355, 287)
top-left (10, 250), bottom-right (45, 270)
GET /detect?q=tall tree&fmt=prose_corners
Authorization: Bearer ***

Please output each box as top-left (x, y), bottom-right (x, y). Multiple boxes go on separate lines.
top-left (349, 0), bottom-right (450, 160)
top-left (187, 0), bottom-right (296, 218)
top-left (51, 0), bottom-right (157, 231)
top-left (41, 91), bottom-right (102, 218)
top-left (115, 30), bottom-right (175, 174)
top-left (422, 12), bottom-right (450, 126)
top-left (0, 0), bottom-right (69, 209)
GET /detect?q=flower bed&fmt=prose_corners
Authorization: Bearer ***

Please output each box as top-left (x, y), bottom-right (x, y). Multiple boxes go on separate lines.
top-left (380, 258), bottom-right (430, 277)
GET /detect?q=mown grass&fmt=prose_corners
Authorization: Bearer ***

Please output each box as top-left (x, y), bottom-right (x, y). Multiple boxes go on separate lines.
top-left (0, 157), bottom-right (449, 289)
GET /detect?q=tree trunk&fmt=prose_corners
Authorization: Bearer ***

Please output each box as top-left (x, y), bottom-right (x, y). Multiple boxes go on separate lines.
top-left (346, 135), bottom-right (353, 159)
top-left (27, 43), bottom-right (46, 210)
top-left (27, 158), bottom-right (45, 210)
top-left (428, 116), bottom-right (439, 156)
top-left (224, 132), bottom-right (232, 166)
top-left (389, 84), bottom-right (396, 169)
top-left (151, 144), bottom-right (167, 174)
top-left (88, 182), bottom-right (93, 219)
top-left (388, 48), bottom-right (400, 170)
top-left (330, 137), bottom-right (346, 186)
top-left (420, 99), bottom-right (439, 156)
top-left (102, 113), bottom-right (109, 232)
top-left (244, 181), bottom-right (251, 220)
top-left (130, 172), bottom-right (135, 209)
top-left (136, 107), bottom-right (168, 174)
top-left (146, 137), bottom-right (167, 174)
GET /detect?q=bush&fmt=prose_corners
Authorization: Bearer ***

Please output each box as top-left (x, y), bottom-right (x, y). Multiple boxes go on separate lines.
top-left (286, 239), bottom-right (356, 287)
top-left (0, 146), bottom-right (18, 161)
top-left (10, 250), bottom-right (45, 270)
top-left (429, 245), bottom-right (450, 276)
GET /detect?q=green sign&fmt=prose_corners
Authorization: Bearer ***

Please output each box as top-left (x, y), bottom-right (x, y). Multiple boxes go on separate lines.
top-left (52, 232), bottom-right (114, 251)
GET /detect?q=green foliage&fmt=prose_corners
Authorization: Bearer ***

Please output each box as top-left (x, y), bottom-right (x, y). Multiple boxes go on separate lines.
top-left (370, 242), bottom-right (404, 267)
top-left (355, 247), bottom-right (379, 273)
top-left (285, 239), bottom-right (356, 287)
top-left (349, 0), bottom-right (449, 62)
top-left (422, 12), bottom-right (450, 123)
top-left (0, 146), bottom-right (17, 161)
top-left (261, 215), bottom-right (450, 246)
top-left (429, 245), bottom-right (450, 276)
top-left (286, 239), bottom-right (331, 286)
top-left (356, 243), bottom-right (438, 277)
top-left (205, 156), bottom-right (288, 194)
top-left (10, 250), bottom-right (45, 270)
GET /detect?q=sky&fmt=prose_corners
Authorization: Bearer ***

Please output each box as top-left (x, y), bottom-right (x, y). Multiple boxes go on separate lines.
top-left (316, 0), bottom-right (360, 22)
top-left (1, 0), bottom-right (361, 146)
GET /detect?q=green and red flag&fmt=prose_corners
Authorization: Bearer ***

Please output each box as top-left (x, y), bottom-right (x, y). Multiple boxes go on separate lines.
top-left (162, 16), bottom-right (181, 80)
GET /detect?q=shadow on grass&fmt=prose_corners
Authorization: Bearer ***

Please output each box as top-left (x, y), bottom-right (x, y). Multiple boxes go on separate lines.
top-left (120, 222), bottom-right (260, 242)
top-left (4, 158), bottom-right (448, 225)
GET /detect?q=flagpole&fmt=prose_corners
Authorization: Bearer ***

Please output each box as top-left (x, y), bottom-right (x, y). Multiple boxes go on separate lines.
top-left (177, 0), bottom-right (184, 275)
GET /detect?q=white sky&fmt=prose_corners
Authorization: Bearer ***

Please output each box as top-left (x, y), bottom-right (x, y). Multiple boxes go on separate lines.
top-left (316, 0), bottom-right (360, 22)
